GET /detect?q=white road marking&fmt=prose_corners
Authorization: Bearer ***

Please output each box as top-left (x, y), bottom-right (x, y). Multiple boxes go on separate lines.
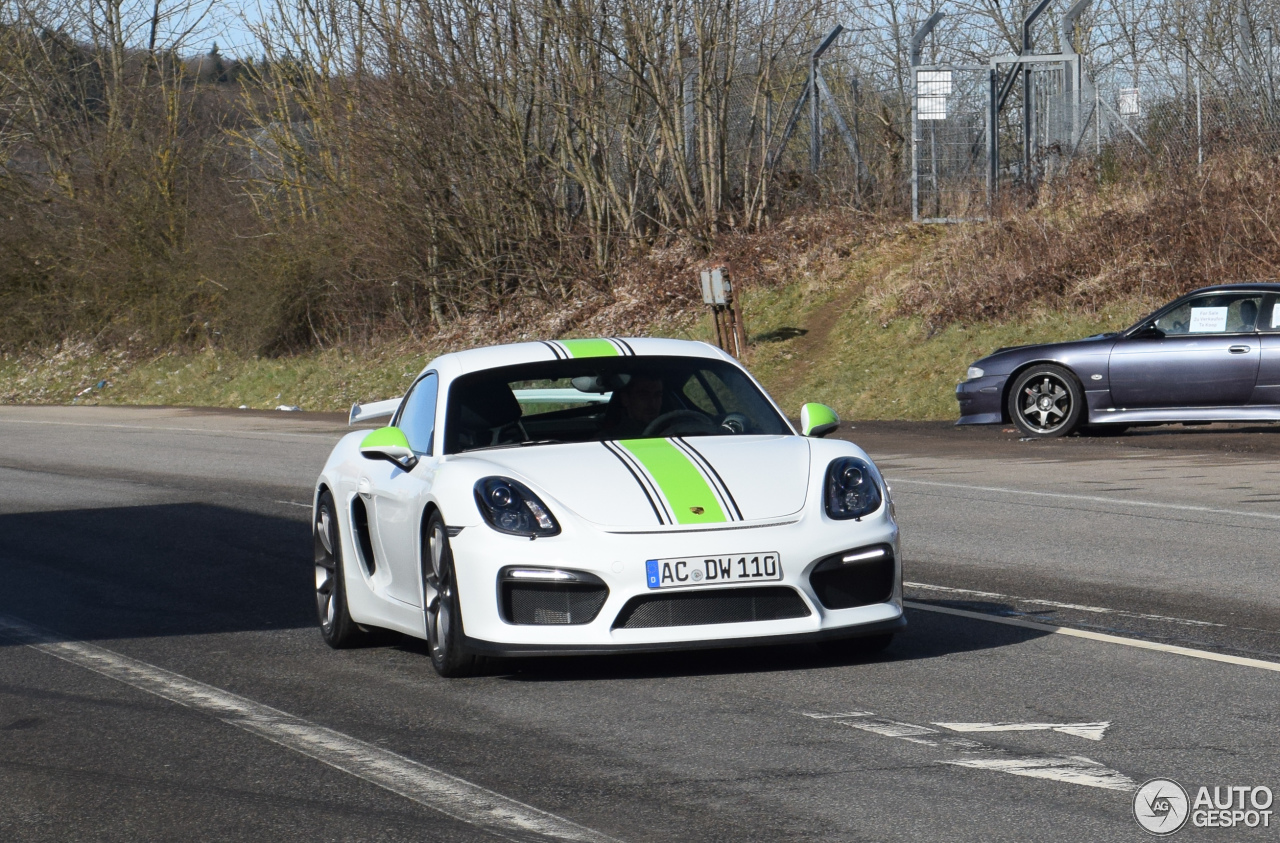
top-left (0, 417), bottom-right (338, 442)
top-left (933, 722), bottom-right (1111, 741)
top-left (0, 613), bottom-right (621, 843)
top-left (905, 582), bottom-right (1241, 631)
top-left (273, 499), bottom-right (314, 509)
top-left (940, 756), bottom-right (1136, 791)
top-left (836, 716), bottom-right (941, 745)
top-left (891, 477), bottom-right (1280, 522)
top-left (905, 601), bottom-right (1280, 673)
top-left (802, 711), bottom-right (1135, 792)
top-left (798, 711), bottom-right (874, 719)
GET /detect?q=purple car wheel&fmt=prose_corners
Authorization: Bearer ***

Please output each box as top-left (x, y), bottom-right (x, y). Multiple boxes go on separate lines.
top-left (1008, 365), bottom-right (1085, 438)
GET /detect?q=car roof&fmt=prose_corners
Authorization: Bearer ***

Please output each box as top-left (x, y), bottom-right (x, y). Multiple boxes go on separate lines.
top-left (425, 338), bottom-right (735, 377)
top-left (1186, 283), bottom-right (1280, 295)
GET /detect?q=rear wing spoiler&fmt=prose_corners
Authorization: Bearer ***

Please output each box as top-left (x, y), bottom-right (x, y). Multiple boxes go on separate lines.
top-left (348, 397), bottom-right (402, 426)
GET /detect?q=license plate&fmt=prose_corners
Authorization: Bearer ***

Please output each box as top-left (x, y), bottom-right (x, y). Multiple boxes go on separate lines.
top-left (645, 553), bottom-right (782, 589)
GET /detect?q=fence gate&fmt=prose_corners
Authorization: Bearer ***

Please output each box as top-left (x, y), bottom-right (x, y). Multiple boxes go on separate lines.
top-left (990, 53), bottom-right (1084, 191)
top-left (911, 63), bottom-right (993, 223)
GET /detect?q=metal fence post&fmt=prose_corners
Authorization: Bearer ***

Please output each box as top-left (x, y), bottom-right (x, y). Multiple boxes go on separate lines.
top-left (988, 67), bottom-right (998, 206)
top-left (1021, 0), bottom-right (1054, 187)
top-left (810, 55), bottom-right (821, 173)
top-left (1196, 68), bottom-right (1203, 174)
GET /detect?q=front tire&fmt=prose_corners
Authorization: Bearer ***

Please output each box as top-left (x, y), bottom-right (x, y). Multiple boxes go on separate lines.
top-left (315, 490), bottom-right (365, 648)
top-left (1008, 365), bottom-right (1085, 438)
top-left (423, 512), bottom-right (483, 678)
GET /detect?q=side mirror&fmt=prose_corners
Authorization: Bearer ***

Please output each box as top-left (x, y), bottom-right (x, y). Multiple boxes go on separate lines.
top-left (800, 403), bottom-right (840, 438)
top-left (1133, 323), bottom-right (1164, 339)
top-left (360, 426), bottom-right (418, 471)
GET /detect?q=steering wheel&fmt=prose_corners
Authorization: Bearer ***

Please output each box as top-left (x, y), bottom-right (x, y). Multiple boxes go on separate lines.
top-left (642, 410), bottom-right (718, 437)
top-left (719, 412), bottom-right (750, 434)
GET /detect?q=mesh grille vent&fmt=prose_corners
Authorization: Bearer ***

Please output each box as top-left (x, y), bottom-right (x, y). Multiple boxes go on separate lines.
top-left (612, 586), bottom-right (810, 629)
top-left (503, 583), bottom-right (608, 625)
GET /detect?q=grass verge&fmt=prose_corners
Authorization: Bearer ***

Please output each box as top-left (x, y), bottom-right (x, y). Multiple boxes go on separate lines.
top-left (2, 298), bottom-right (1151, 423)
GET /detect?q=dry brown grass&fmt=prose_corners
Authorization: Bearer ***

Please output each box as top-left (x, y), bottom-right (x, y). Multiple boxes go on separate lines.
top-left (889, 151), bottom-right (1280, 333)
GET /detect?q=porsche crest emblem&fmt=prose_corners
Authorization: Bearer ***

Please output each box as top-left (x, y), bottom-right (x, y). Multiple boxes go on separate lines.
top-left (689, 506), bottom-right (705, 515)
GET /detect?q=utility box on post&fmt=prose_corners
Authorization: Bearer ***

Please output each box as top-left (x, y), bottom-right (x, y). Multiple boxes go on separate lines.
top-left (699, 267), bottom-right (747, 357)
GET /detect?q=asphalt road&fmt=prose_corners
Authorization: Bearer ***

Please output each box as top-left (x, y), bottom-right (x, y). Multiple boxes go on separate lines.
top-left (0, 406), bottom-right (1277, 842)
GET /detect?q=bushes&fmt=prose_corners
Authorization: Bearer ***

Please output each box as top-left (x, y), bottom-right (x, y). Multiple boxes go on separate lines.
top-left (891, 153), bottom-right (1280, 333)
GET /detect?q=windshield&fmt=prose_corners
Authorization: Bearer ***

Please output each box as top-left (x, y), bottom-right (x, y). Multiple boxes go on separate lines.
top-left (443, 357), bottom-right (790, 455)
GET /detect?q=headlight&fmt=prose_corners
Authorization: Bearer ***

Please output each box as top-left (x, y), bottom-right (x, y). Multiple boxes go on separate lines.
top-left (824, 457), bottom-right (883, 521)
top-left (474, 477), bottom-right (561, 537)
top-left (967, 366), bottom-right (984, 380)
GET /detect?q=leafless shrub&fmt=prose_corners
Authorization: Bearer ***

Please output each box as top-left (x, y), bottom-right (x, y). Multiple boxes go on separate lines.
top-left (890, 148), bottom-right (1280, 333)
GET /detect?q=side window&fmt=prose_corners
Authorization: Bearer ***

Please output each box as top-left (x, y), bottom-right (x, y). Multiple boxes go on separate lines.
top-left (1154, 295), bottom-right (1261, 336)
top-left (397, 373), bottom-right (439, 455)
top-left (1259, 295), bottom-right (1280, 332)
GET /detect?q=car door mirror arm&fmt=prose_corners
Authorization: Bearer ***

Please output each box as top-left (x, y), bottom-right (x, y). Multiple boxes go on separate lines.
top-left (364, 450), bottom-right (419, 472)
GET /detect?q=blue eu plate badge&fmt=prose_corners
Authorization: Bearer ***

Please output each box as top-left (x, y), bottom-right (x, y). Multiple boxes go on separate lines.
top-left (645, 559), bottom-right (660, 588)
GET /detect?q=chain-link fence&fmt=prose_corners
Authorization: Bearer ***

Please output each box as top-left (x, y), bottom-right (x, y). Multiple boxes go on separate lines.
top-left (754, 2), bottom-right (1280, 221)
top-left (911, 64), bottom-right (990, 221)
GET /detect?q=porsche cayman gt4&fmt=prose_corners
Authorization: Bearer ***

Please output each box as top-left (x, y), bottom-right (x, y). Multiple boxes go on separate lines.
top-left (312, 338), bottom-right (903, 676)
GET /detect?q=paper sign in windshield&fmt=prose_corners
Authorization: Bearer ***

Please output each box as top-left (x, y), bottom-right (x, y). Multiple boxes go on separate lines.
top-left (1189, 307), bottom-right (1228, 333)
top-left (1271, 307), bottom-right (1280, 329)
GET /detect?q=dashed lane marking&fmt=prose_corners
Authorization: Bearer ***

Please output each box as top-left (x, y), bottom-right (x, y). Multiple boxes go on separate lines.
top-left (905, 582), bottom-right (1236, 631)
top-left (0, 613), bottom-right (622, 843)
top-left (905, 601), bottom-right (1280, 673)
top-left (890, 477), bottom-right (1280, 522)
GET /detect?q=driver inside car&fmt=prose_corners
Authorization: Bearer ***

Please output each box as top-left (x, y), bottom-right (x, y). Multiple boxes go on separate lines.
top-left (600, 374), bottom-right (666, 438)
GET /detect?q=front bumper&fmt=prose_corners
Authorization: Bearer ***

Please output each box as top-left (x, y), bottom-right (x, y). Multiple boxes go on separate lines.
top-left (449, 509), bottom-right (903, 654)
top-left (955, 375), bottom-right (1007, 425)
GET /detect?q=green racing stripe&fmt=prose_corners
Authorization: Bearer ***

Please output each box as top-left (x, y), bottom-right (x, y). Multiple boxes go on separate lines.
top-left (558, 339), bottom-right (619, 358)
top-left (618, 438), bottom-right (726, 524)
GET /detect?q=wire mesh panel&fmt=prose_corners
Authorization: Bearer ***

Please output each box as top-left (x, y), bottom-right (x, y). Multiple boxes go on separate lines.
top-left (912, 65), bottom-right (990, 222)
top-left (990, 56), bottom-right (1083, 193)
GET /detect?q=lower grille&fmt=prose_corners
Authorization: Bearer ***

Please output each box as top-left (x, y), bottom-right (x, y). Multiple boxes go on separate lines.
top-left (808, 544), bottom-right (896, 610)
top-left (502, 583), bottom-right (608, 625)
top-left (612, 586), bottom-right (811, 630)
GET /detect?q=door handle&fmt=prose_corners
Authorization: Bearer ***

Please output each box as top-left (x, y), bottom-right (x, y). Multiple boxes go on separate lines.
top-left (1228, 345), bottom-right (1251, 354)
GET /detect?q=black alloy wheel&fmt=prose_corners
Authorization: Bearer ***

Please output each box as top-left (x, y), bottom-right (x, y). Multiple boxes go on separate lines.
top-left (423, 512), bottom-right (483, 678)
top-left (315, 490), bottom-right (365, 648)
top-left (1008, 365), bottom-right (1085, 438)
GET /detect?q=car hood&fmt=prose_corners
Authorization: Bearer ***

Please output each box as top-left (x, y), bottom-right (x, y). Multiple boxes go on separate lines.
top-left (977, 332), bottom-right (1120, 370)
top-left (452, 436), bottom-right (812, 530)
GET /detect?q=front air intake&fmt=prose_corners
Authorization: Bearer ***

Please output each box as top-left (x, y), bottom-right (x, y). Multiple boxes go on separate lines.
top-left (498, 568), bottom-right (609, 625)
top-left (808, 544), bottom-right (896, 610)
top-left (612, 586), bottom-right (811, 629)
top-left (502, 583), bottom-right (609, 625)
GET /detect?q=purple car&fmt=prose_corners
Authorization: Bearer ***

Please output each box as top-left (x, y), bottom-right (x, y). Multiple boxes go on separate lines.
top-left (957, 284), bottom-right (1280, 437)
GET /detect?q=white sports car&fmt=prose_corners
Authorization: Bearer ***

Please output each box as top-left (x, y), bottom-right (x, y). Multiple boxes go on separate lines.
top-left (312, 338), bottom-right (904, 676)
